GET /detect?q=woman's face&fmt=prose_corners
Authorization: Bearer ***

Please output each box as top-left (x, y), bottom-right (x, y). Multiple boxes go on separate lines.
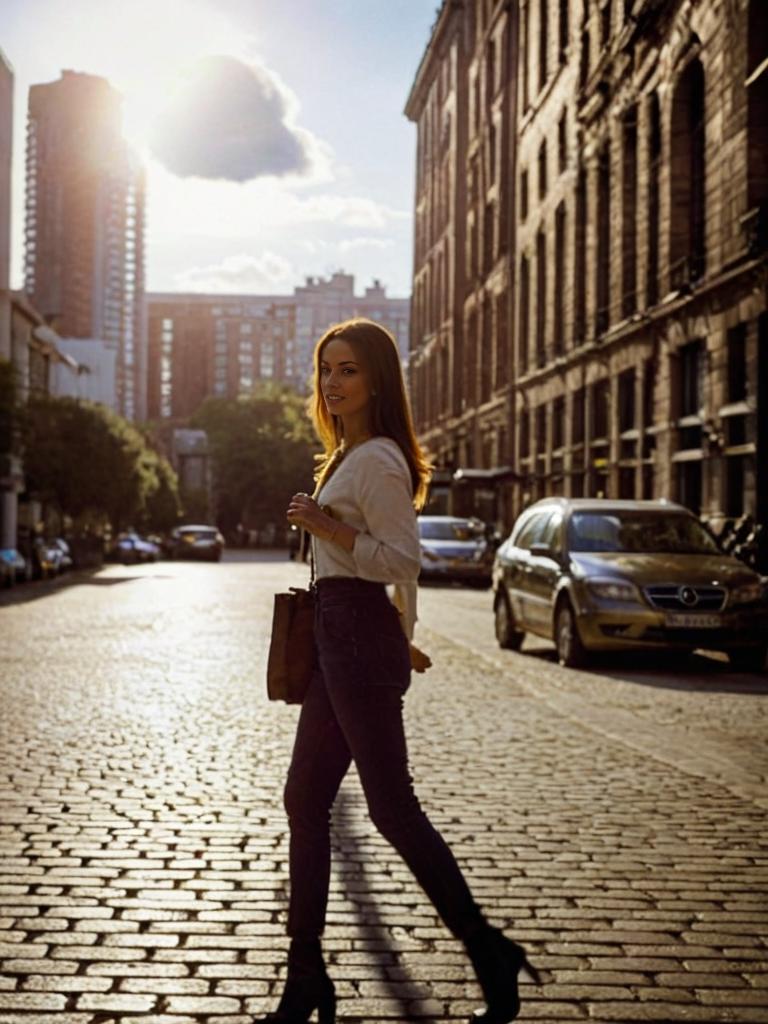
top-left (320, 337), bottom-right (373, 422)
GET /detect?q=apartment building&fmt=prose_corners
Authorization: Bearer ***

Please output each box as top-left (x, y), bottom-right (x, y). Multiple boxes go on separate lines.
top-left (407, 0), bottom-right (768, 560)
top-left (146, 273), bottom-right (410, 421)
top-left (24, 71), bottom-right (146, 419)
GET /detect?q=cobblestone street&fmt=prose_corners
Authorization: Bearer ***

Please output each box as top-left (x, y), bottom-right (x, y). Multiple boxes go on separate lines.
top-left (1, 554), bottom-right (767, 1023)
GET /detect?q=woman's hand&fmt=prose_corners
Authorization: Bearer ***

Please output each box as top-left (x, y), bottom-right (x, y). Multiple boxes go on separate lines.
top-left (286, 493), bottom-right (337, 541)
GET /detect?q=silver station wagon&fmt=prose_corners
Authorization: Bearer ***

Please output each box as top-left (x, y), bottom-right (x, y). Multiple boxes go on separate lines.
top-left (492, 498), bottom-right (767, 671)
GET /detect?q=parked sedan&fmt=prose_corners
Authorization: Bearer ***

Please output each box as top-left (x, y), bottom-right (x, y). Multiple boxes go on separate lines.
top-left (167, 524), bottom-right (225, 562)
top-left (113, 532), bottom-right (161, 565)
top-left (492, 497), bottom-right (767, 671)
top-left (418, 515), bottom-right (494, 586)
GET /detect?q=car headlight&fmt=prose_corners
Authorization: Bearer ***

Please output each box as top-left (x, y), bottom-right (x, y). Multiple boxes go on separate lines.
top-left (586, 578), bottom-right (642, 603)
top-left (730, 581), bottom-right (763, 605)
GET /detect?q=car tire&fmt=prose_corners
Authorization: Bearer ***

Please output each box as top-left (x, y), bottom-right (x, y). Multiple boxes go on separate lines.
top-left (555, 599), bottom-right (588, 668)
top-left (494, 590), bottom-right (524, 650)
top-left (726, 647), bottom-right (767, 673)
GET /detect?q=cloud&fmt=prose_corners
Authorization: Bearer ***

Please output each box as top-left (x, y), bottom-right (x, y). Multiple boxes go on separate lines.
top-left (173, 252), bottom-right (297, 292)
top-left (149, 55), bottom-right (322, 182)
top-left (146, 159), bottom-right (409, 237)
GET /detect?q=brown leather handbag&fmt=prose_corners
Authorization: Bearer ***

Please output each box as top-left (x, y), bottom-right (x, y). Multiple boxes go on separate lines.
top-left (266, 536), bottom-right (316, 704)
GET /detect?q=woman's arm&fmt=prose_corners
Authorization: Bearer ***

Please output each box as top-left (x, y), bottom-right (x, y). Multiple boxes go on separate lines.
top-left (351, 449), bottom-right (421, 582)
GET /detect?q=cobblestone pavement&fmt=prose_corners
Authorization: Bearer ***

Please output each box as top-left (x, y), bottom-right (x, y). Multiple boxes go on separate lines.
top-left (0, 555), bottom-right (766, 1024)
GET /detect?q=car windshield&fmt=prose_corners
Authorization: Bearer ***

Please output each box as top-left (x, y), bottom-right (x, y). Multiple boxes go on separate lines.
top-left (182, 528), bottom-right (216, 539)
top-left (419, 520), bottom-right (483, 541)
top-left (567, 512), bottom-right (720, 555)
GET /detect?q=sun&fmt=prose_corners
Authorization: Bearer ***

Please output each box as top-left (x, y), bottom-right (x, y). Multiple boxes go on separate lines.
top-left (59, 0), bottom-right (254, 152)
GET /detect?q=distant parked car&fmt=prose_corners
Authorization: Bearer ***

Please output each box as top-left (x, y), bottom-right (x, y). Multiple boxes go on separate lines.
top-left (0, 549), bottom-right (21, 587)
top-left (418, 515), bottom-right (494, 587)
top-left (167, 524), bottom-right (225, 562)
top-left (113, 532), bottom-right (160, 565)
top-left (51, 538), bottom-right (74, 573)
top-left (492, 497), bottom-right (768, 671)
top-left (30, 538), bottom-right (60, 579)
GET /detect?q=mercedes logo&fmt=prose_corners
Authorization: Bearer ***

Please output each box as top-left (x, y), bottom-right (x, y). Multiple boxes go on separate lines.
top-left (679, 586), bottom-right (699, 607)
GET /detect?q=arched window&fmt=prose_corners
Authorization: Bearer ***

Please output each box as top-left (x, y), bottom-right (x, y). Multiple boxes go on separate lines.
top-left (670, 58), bottom-right (706, 285)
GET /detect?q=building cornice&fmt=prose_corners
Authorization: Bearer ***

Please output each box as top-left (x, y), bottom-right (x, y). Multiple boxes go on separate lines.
top-left (404, 1), bottom-right (463, 121)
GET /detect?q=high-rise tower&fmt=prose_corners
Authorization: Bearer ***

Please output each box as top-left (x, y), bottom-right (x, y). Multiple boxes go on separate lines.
top-left (24, 70), bottom-right (146, 419)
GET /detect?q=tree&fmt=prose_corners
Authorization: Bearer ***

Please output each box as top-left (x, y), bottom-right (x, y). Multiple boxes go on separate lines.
top-left (23, 396), bottom-right (180, 532)
top-left (190, 385), bottom-right (317, 536)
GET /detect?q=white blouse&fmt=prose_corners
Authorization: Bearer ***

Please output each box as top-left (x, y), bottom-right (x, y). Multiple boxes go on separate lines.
top-left (313, 437), bottom-right (421, 639)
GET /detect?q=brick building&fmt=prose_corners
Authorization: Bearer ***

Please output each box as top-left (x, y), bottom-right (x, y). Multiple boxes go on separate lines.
top-left (24, 71), bottom-right (146, 420)
top-left (146, 273), bottom-right (410, 422)
top-left (407, 0), bottom-right (768, 559)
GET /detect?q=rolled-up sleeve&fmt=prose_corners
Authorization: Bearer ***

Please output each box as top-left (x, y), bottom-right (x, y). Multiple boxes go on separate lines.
top-left (352, 449), bottom-right (421, 584)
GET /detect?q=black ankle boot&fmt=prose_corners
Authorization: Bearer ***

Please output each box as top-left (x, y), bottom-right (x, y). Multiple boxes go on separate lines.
top-left (254, 939), bottom-right (336, 1024)
top-left (464, 924), bottom-right (541, 1023)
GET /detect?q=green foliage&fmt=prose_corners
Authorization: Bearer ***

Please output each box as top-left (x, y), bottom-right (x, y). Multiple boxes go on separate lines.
top-left (190, 384), bottom-right (317, 535)
top-left (23, 395), bottom-right (180, 532)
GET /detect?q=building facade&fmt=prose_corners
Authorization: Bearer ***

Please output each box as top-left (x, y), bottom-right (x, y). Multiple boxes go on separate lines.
top-left (406, 1), bottom-right (520, 523)
top-left (24, 71), bottom-right (146, 420)
top-left (146, 273), bottom-right (410, 422)
top-left (408, 0), bottom-right (768, 564)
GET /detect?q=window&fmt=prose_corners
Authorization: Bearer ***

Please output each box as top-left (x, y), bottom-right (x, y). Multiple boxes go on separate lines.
top-left (580, 29), bottom-right (590, 89)
top-left (559, 0), bottom-right (569, 62)
top-left (536, 230), bottom-right (547, 366)
top-left (647, 92), bottom-right (661, 305)
top-left (596, 142), bottom-right (611, 335)
top-left (572, 387), bottom-right (585, 444)
top-left (679, 339), bottom-right (703, 418)
top-left (553, 395), bottom-right (565, 449)
top-left (514, 511), bottom-right (550, 550)
top-left (538, 139), bottom-right (548, 198)
top-left (727, 323), bottom-right (747, 402)
top-left (539, 0), bottom-right (549, 91)
top-left (618, 368), bottom-right (636, 433)
top-left (574, 165), bottom-right (587, 342)
top-left (558, 111), bottom-right (567, 172)
top-left (670, 59), bottom-right (706, 285)
top-left (519, 255), bottom-right (530, 373)
top-left (621, 106), bottom-right (638, 317)
top-left (521, 168), bottom-right (529, 221)
top-left (554, 202), bottom-right (566, 355)
top-left (592, 378), bottom-right (610, 440)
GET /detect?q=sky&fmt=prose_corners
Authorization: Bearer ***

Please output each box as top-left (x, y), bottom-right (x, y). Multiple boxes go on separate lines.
top-left (1, 0), bottom-right (441, 298)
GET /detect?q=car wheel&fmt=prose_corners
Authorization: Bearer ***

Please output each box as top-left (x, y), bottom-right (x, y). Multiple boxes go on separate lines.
top-left (726, 647), bottom-right (767, 673)
top-left (555, 599), bottom-right (588, 668)
top-left (494, 590), bottom-right (524, 650)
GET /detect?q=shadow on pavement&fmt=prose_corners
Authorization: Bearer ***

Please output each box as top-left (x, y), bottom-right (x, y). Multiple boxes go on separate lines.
top-left (332, 786), bottom-right (429, 1020)
top-left (519, 644), bottom-right (768, 694)
top-left (0, 569), bottom-right (143, 608)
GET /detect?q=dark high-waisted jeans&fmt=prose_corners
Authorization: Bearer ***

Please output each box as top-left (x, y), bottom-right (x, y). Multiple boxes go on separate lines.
top-left (283, 576), bottom-right (481, 940)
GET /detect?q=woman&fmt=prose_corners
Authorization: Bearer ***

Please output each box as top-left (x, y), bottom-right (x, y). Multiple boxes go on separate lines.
top-left (260, 319), bottom-right (540, 1024)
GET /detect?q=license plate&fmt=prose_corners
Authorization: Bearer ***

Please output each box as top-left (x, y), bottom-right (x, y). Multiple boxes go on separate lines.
top-left (666, 613), bottom-right (722, 629)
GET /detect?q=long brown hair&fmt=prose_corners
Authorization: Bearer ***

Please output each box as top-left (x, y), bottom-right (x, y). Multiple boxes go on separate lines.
top-left (309, 318), bottom-right (432, 509)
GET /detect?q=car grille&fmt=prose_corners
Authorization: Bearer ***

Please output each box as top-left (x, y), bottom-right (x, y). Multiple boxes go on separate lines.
top-left (644, 584), bottom-right (726, 612)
